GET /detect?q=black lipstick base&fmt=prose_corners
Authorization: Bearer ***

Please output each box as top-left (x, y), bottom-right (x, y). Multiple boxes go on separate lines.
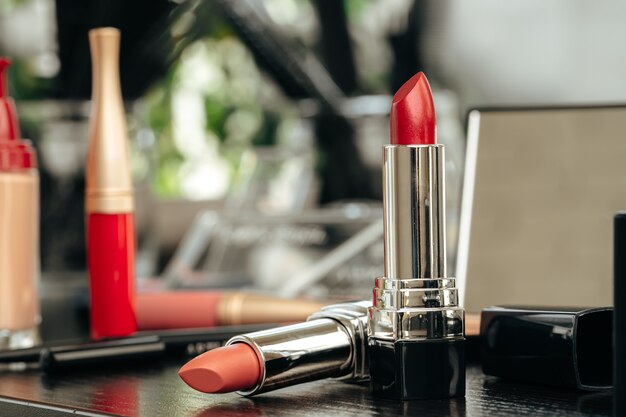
top-left (369, 338), bottom-right (465, 400)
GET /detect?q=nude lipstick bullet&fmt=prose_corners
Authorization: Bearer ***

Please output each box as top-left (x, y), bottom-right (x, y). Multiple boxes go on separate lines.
top-left (86, 27), bottom-right (137, 340)
top-left (368, 72), bottom-right (465, 400)
top-left (179, 301), bottom-right (370, 395)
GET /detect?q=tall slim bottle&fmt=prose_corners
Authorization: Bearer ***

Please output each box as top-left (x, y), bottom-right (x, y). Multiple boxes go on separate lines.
top-left (0, 58), bottom-right (40, 349)
top-left (86, 27), bottom-right (137, 340)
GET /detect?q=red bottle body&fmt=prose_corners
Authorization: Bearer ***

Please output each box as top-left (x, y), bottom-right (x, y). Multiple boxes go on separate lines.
top-left (87, 213), bottom-right (137, 340)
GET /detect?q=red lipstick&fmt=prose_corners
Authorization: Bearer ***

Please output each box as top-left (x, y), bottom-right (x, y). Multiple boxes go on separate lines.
top-left (368, 72), bottom-right (465, 400)
top-left (86, 28), bottom-right (137, 340)
top-left (390, 72), bottom-right (436, 145)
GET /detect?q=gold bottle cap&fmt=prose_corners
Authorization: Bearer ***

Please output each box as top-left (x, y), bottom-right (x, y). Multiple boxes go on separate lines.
top-left (86, 27), bottom-right (133, 214)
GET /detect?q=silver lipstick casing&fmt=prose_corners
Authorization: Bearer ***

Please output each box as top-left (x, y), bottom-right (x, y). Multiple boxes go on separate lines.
top-left (226, 301), bottom-right (369, 396)
top-left (368, 144), bottom-right (465, 400)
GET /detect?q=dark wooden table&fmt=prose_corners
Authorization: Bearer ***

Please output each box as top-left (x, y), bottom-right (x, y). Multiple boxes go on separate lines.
top-left (0, 274), bottom-right (613, 416)
top-left (0, 360), bottom-right (612, 417)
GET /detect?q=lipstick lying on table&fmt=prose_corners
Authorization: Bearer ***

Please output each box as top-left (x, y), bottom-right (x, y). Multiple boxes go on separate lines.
top-left (177, 298), bottom-right (479, 396)
top-left (367, 72), bottom-right (465, 400)
top-left (179, 301), bottom-right (370, 395)
top-left (86, 27), bottom-right (137, 340)
top-left (136, 291), bottom-right (327, 330)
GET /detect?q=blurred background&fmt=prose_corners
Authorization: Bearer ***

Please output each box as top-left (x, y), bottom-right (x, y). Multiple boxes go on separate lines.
top-left (3, 0), bottom-right (626, 302)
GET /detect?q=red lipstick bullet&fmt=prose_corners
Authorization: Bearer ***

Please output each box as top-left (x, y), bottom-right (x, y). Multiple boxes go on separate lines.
top-left (390, 71), bottom-right (436, 145)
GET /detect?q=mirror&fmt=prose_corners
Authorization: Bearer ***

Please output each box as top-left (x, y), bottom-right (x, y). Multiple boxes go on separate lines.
top-left (457, 106), bottom-right (626, 312)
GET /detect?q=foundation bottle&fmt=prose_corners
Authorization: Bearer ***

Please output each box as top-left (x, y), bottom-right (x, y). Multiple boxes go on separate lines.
top-left (0, 58), bottom-right (40, 349)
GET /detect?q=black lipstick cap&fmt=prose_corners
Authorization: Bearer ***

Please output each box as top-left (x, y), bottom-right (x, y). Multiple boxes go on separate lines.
top-left (369, 338), bottom-right (465, 400)
top-left (480, 306), bottom-right (612, 391)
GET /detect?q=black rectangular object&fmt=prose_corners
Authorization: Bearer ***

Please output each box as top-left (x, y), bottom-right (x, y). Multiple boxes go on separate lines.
top-left (369, 338), bottom-right (465, 400)
top-left (614, 213), bottom-right (626, 415)
top-left (480, 306), bottom-right (612, 391)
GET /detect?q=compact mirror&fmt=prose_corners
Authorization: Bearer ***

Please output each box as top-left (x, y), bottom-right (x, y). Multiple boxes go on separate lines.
top-left (457, 106), bottom-right (626, 312)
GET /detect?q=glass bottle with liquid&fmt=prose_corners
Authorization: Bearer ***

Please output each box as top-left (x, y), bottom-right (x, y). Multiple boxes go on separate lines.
top-left (0, 58), bottom-right (40, 349)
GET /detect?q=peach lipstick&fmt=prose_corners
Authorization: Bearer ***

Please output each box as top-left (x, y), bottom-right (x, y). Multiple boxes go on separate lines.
top-left (179, 344), bottom-right (261, 393)
top-left (368, 72), bottom-right (465, 400)
top-left (86, 28), bottom-right (137, 340)
top-left (179, 302), bottom-right (369, 396)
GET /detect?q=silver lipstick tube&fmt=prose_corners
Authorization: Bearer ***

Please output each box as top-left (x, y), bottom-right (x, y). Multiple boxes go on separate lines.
top-left (226, 301), bottom-right (369, 396)
top-left (368, 145), bottom-right (465, 400)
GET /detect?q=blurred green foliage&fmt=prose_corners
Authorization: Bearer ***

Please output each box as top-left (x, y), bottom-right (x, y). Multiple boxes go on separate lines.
top-left (144, 35), bottom-right (296, 199)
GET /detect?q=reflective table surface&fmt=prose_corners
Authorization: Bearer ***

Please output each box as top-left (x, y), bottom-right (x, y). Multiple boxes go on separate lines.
top-left (0, 274), bottom-right (613, 417)
top-left (0, 360), bottom-right (612, 417)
